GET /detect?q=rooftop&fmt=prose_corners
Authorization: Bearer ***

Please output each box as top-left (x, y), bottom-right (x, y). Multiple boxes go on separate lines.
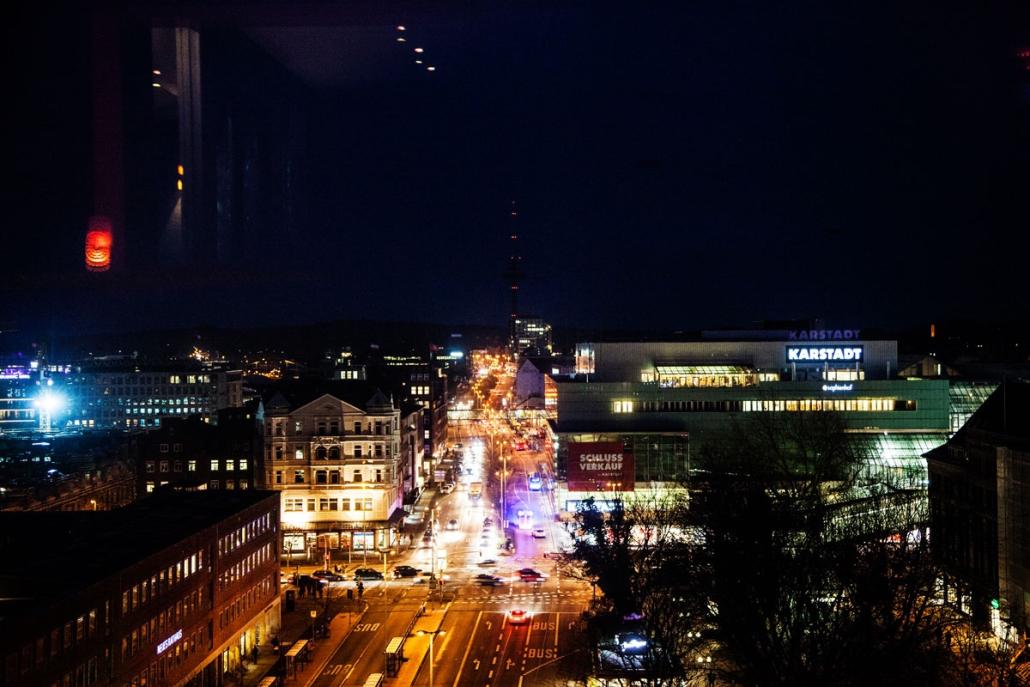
top-left (0, 490), bottom-right (278, 625)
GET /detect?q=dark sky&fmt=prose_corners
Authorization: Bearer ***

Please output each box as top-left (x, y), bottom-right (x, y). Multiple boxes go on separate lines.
top-left (4, 2), bottom-right (1029, 339)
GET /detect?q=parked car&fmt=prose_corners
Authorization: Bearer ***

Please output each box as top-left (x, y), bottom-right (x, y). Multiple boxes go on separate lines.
top-left (532, 528), bottom-right (547, 539)
top-left (312, 570), bottom-right (345, 582)
top-left (475, 574), bottom-right (503, 586)
top-left (440, 484), bottom-right (454, 495)
top-left (478, 558), bottom-right (498, 567)
top-left (447, 519), bottom-right (459, 530)
top-left (353, 568), bottom-right (384, 581)
top-left (393, 565), bottom-right (421, 578)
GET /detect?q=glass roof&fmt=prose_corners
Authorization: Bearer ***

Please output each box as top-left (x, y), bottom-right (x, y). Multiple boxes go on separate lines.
top-left (655, 365), bottom-right (753, 375)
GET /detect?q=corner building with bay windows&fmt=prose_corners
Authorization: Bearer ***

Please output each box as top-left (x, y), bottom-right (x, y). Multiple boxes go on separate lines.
top-left (262, 384), bottom-right (418, 556)
top-left (0, 490), bottom-right (280, 687)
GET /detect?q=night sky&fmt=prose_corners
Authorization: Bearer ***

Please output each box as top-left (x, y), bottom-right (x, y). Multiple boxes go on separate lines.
top-left (4, 2), bottom-right (1029, 339)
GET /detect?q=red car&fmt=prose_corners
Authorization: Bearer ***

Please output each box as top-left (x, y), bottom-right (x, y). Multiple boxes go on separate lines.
top-left (507, 608), bottom-right (531, 625)
top-left (517, 568), bottom-right (546, 582)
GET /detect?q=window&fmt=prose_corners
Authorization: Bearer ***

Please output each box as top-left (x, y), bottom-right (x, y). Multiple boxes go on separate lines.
top-left (612, 400), bottom-right (635, 413)
top-left (159, 461), bottom-right (169, 473)
top-left (317, 422), bottom-right (326, 434)
top-left (315, 470), bottom-right (327, 484)
top-left (239, 459), bottom-right (248, 471)
top-left (187, 460), bottom-right (196, 472)
top-left (145, 461), bottom-right (155, 474)
top-left (294, 470), bottom-right (305, 484)
top-left (374, 444), bottom-right (383, 457)
top-left (319, 498), bottom-right (331, 511)
top-left (340, 499), bottom-right (350, 511)
top-left (306, 499), bottom-right (315, 512)
top-left (225, 460), bottom-right (235, 471)
top-left (239, 480), bottom-right (248, 489)
top-left (294, 449), bottom-right (304, 460)
top-left (146, 482), bottom-right (155, 493)
top-left (160, 443), bottom-right (169, 453)
top-left (275, 471), bottom-right (283, 485)
top-left (330, 471), bottom-right (340, 484)
top-left (375, 469), bottom-right (383, 483)
top-left (275, 446), bottom-right (284, 460)
top-left (352, 469), bottom-right (362, 482)
top-left (173, 461), bottom-right (182, 472)
top-left (354, 445), bottom-right (362, 457)
top-left (209, 480), bottom-right (219, 489)
top-left (294, 421), bottom-right (303, 434)
top-left (315, 446), bottom-right (327, 460)
top-left (330, 421), bottom-right (339, 434)
top-left (210, 460), bottom-right (219, 471)
top-left (173, 443), bottom-right (182, 452)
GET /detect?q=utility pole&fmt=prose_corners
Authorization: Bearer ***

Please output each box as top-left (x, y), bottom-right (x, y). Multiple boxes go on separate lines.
top-left (504, 201), bottom-right (521, 355)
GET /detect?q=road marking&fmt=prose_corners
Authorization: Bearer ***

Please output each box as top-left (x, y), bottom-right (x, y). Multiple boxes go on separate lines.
top-left (492, 655), bottom-right (497, 665)
top-left (451, 610), bottom-right (482, 687)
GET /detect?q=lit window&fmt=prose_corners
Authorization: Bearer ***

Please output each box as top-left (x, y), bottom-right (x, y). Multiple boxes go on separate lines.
top-left (612, 400), bottom-right (635, 414)
top-left (225, 460), bottom-right (235, 471)
top-left (239, 459), bottom-right (248, 471)
top-left (187, 460), bottom-right (196, 472)
top-left (146, 482), bottom-right (155, 493)
top-left (295, 449), bottom-right (304, 460)
top-left (210, 459), bottom-right (219, 471)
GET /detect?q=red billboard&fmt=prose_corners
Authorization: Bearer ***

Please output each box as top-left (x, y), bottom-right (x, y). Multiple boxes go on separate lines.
top-left (567, 442), bottom-right (634, 492)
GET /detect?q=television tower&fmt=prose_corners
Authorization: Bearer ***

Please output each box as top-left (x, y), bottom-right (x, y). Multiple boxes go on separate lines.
top-left (504, 201), bottom-right (521, 353)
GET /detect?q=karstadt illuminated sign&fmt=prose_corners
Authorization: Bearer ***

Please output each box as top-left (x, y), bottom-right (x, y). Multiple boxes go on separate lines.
top-left (788, 329), bottom-right (861, 341)
top-left (786, 346), bottom-right (864, 362)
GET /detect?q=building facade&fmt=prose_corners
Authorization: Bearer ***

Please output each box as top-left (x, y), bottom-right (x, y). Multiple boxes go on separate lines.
top-left (61, 366), bottom-right (243, 430)
top-left (135, 408), bottom-right (263, 496)
top-left (927, 382), bottom-right (1030, 641)
top-left (0, 491), bottom-right (280, 687)
top-left (263, 388), bottom-right (409, 557)
top-left (513, 318), bottom-right (553, 357)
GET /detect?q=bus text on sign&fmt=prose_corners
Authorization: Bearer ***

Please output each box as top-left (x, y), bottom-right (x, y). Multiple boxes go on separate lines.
top-left (157, 629), bottom-right (182, 654)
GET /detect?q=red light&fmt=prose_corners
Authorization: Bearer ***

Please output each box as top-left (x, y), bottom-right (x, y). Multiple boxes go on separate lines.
top-left (85, 216), bottom-right (112, 272)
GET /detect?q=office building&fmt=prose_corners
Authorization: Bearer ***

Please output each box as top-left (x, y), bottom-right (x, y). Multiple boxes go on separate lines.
top-left (0, 490), bottom-right (281, 687)
top-left (554, 329), bottom-right (969, 514)
top-left (927, 382), bottom-right (1030, 641)
top-left (513, 317), bottom-right (553, 357)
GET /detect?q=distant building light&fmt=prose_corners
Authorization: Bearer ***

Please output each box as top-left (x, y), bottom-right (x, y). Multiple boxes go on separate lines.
top-left (152, 69), bottom-right (161, 75)
top-left (397, 37), bottom-right (407, 42)
top-left (177, 164), bottom-right (184, 176)
top-left (152, 82), bottom-right (161, 88)
top-left (426, 66), bottom-right (436, 71)
top-left (176, 179), bottom-right (183, 191)
top-left (449, 351), bottom-right (464, 359)
top-left (415, 60), bottom-right (423, 64)
top-left (396, 25), bottom-right (406, 31)
top-left (414, 47), bottom-right (424, 53)
top-left (85, 216), bottom-right (113, 272)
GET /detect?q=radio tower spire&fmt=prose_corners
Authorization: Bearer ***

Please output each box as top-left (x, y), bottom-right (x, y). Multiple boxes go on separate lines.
top-left (505, 201), bottom-right (521, 354)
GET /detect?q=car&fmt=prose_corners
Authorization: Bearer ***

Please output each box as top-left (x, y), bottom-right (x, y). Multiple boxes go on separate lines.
top-left (517, 568), bottom-right (546, 581)
top-left (475, 574), bottom-right (503, 586)
top-left (312, 570), bottom-right (345, 582)
top-left (478, 558), bottom-right (498, 567)
top-left (506, 608), bottom-right (531, 625)
top-left (393, 565), bottom-right (421, 578)
top-left (532, 528), bottom-right (547, 539)
top-left (353, 568), bottom-right (384, 581)
top-left (483, 517), bottom-right (493, 526)
top-left (447, 519), bottom-right (459, 530)
top-left (440, 484), bottom-right (454, 495)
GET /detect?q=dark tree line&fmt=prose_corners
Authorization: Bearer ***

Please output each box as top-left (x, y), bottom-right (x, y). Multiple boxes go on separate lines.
top-left (564, 412), bottom-right (1022, 686)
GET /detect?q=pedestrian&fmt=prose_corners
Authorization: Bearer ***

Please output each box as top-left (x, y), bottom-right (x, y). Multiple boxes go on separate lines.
top-left (251, 645), bottom-right (258, 664)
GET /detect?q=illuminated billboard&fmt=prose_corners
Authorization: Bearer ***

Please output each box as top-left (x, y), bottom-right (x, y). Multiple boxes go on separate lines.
top-left (567, 442), bottom-right (634, 492)
top-left (786, 345), bottom-right (863, 363)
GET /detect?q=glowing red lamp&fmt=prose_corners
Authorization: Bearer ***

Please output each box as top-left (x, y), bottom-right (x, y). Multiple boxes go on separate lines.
top-left (85, 216), bottom-right (112, 272)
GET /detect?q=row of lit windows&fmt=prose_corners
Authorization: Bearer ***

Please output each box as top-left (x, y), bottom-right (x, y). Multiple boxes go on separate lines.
top-left (284, 496), bottom-right (374, 512)
top-left (615, 397), bottom-right (918, 414)
top-left (124, 627), bottom-right (204, 687)
top-left (218, 512), bottom-right (273, 558)
top-left (121, 587), bottom-right (203, 661)
top-left (218, 575), bottom-right (274, 630)
top-left (145, 459), bottom-right (248, 473)
top-left (217, 543), bottom-right (273, 590)
top-left (144, 479), bottom-right (249, 493)
top-left (270, 418), bottom-right (399, 437)
top-left (122, 551), bottom-right (203, 616)
top-left (275, 467), bottom-right (386, 485)
top-left (272, 443), bottom-right (395, 461)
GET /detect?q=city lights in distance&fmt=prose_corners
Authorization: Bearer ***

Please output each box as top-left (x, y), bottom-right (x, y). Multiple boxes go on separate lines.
top-left (427, 66), bottom-right (436, 72)
top-left (415, 60), bottom-right (423, 64)
top-left (152, 83), bottom-right (161, 88)
top-left (397, 37), bottom-right (406, 42)
top-left (414, 47), bottom-right (424, 53)
top-left (396, 25), bottom-right (406, 31)
top-left (152, 69), bottom-right (161, 75)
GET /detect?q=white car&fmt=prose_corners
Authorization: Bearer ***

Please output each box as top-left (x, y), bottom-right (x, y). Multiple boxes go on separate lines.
top-left (439, 484), bottom-right (454, 495)
top-left (532, 528), bottom-right (547, 539)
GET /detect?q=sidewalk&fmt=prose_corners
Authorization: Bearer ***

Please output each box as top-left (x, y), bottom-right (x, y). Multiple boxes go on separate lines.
top-left (235, 588), bottom-right (365, 687)
top-left (390, 606), bottom-right (445, 685)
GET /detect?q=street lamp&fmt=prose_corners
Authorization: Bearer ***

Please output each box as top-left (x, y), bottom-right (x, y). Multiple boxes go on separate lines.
top-left (416, 629), bottom-right (446, 687)
top-left (309, 609), bottom-right (317, 641)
